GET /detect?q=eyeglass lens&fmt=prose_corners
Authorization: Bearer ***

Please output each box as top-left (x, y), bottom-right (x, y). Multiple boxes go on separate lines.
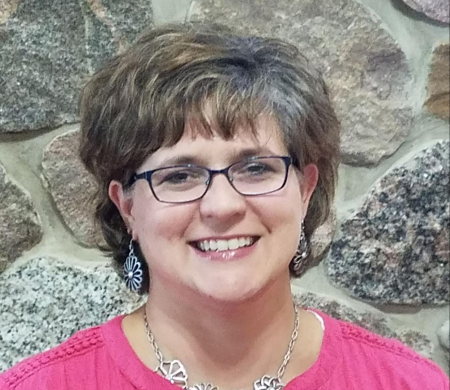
top-left (150, 157), bottom-right (288, 203)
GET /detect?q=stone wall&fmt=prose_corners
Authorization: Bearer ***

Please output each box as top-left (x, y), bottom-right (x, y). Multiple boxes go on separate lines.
top-left (0, 0), bottom-right (449, 374)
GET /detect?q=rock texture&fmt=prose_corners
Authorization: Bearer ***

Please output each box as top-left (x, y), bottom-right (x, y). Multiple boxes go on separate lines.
top-left (327, 141), bottom-right (449, 304)
top-left (294, 210), bottom-right (337, 276)
top-left (0, 0), bottom-right (19, 24)
top-left (293, 289), bottom-right (434, 358)
top-left (311, 209), bottom-right (336, 262)
top-left (0, 256), bottom-right (436, 372)
top-left (0, 0), bottom-right (152, 133)
top-left (41, 129), bottom-right (102, 247)
top-left (189, 0), bottom-right (412, 166)
top-left (425, 43), bottom-right (450, 119)
top-left (401, 0), bottom-right (450, 24)
top-left (0, 257), bottom-right (144, 372)
top-left (0, 164), bottom-right (43, 272)
top-left (437, 320), bottom-right (450, 351)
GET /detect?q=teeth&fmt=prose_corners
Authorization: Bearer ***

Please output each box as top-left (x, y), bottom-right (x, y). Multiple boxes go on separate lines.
top-left (195, 237), bottom-right (255, 252)
top-left (228, 238), bottom-right (239, 250)
top-left (217, 240), bottom-right (228, 251)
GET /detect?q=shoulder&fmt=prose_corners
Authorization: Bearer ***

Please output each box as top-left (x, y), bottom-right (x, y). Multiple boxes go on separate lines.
top-left (0, 322), bottom-right (106, 390)
top-left (328, 313), bottom-right (449, 389)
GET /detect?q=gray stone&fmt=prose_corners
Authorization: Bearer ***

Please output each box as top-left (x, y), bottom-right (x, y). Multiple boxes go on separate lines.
top-left (41, 129), bottom-right (103, 247)
top-left (0, 164), bottom-right (43, 272)
top-left (93, 0), bottom-right (154, 45)
top-left (424, 43), bottom-right (450, 120)
top-left (0, 0), bottom-right (152, 133)
top-left (189, 0), bottom-right (413, 166)
top-left (401, 0), bottom-right (449, 24)
top-left (293, 290), bottom-right (434, 359)
top-left (0, 257), bottom-right (144, 372)
top-left (437, 320), bottom-right (450, 350)
top-left (396, 329), bottom-right (434, 359)
top-left (327, 141), bottom-right (449, 304)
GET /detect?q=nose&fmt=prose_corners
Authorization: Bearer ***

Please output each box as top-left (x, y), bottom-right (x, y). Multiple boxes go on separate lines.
top-left (199, 172), bottom-right (246, 224)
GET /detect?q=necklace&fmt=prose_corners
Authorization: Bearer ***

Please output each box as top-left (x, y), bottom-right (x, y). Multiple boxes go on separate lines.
top-left (143, 304), bottom-right (299, 390)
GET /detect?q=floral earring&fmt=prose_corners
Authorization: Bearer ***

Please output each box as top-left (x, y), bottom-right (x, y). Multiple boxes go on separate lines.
top-left (291, 223), bottom-right (309, 277)
top-left (124, 239), bottom-right (143, 292)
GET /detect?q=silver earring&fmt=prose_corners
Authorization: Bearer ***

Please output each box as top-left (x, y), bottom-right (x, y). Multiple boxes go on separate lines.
top-left (291, 224), bottom-right (309, 276)
top-left (123, 240), bottom-right (143, 292)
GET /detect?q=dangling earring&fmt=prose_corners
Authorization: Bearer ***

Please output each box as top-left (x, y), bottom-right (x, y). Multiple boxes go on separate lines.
top-left (291, 224), bottom-right (309, 276)
top-left (123, 239), bottom-right (143, 292)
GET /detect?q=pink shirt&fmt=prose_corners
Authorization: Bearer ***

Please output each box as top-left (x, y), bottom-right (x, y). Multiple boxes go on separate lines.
top-left (1, 310), bottom-right (448, 390)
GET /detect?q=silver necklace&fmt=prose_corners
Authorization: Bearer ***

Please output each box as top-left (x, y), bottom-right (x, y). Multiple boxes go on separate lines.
top-left (143, 304), bottom-right (299, 390)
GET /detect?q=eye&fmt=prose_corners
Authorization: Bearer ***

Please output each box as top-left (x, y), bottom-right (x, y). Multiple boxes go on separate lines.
top-left (241, 162), bottom-right (275, 175)
top-left (153, 167), bottom-right (206, 187)
top-left (163, 171), bottom-right (192, 184)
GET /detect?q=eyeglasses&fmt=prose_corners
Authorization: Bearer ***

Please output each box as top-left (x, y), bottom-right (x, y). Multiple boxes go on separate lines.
top-left (130, 156), bottom-right (293, 204)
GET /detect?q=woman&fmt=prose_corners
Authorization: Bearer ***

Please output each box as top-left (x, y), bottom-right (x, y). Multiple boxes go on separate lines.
top-left (1, 23), bottom-right (448, 390)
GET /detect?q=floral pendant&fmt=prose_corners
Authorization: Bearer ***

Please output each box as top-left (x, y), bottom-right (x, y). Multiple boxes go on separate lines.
top-left (189, 384), bottom-right (218, 390)
top-left (156, 360), bottom-right (188, 387)
top-left (123, 249), bottom-right (143, 292)
top-left (254, 375), bottom-right (284, 390)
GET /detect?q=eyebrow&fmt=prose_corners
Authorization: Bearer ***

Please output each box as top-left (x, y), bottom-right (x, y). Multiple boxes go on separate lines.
top-left (155, 146), bottom-right (279, 169)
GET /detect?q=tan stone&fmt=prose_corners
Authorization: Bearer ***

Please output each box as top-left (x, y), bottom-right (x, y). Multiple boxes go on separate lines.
top-left (0, 164), bottom-right (43, 272)
top-left (291, 210), bottom-right (337, 277)
top-left (310, 208), bottom-right (336, 262)
top-left (189, 0), bottom-right (413, 166)
top-left (425, 43), bottom-right (450, 120)
top-left (0, 0), bottom-right (20, 25)
top-left (41, 129), bottom-right (103, 247)
top-left (437, 320), bottom-right (450, 351)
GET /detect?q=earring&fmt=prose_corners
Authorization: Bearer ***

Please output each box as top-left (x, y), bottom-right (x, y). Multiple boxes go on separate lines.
top-left (123, 239), bottom-right (143, 292)
top-left (291, 224), bottom-right (309, 276)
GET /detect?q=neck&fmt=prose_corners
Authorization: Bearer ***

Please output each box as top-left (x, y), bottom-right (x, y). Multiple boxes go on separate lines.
top-left (144, 274), bottom-right (296, 389)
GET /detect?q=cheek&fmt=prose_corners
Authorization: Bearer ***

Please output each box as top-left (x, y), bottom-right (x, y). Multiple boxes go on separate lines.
top-left (133, 206), bottom-right (194, 272)
top-left (254, 185), bottom-right (304, 255)
top-left (132, 196), bottom-right (196, 245)
top-left (250, 198), bottom-right (302, 242)
top-left (258, 182), bottom-right (303, 223)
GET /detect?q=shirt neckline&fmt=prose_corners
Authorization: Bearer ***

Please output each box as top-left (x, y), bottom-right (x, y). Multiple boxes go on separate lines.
top-left (101, 308), bottom-right (341, 390)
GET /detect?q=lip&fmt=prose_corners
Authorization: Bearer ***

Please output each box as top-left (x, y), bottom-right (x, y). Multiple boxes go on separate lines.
top-left (189, 235), bottom-right (259, 242)
top-left (189, 237), bottom-right (259, 261)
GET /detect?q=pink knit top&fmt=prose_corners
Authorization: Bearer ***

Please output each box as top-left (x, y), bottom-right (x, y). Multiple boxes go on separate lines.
top-left (1, 310), bottom-right (448, 389)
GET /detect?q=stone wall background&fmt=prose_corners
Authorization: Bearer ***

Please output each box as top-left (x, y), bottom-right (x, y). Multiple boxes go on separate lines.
top-left (0, 0), bottom-right (449, 375)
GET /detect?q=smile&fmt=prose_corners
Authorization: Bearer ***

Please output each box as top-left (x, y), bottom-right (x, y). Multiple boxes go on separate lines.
top-left (192, 237), bottom-right (258, 252)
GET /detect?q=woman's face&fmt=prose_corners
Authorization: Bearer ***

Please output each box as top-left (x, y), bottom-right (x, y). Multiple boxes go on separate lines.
top-left (110, 116), bottom-right (317, 303)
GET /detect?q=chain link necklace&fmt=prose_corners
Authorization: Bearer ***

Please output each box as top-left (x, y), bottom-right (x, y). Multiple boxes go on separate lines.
top-left (143, 304), bottom-right (299, 390)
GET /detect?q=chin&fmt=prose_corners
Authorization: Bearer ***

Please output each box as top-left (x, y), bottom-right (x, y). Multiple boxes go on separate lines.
top-left (192, 272), bottom-right (270, 305)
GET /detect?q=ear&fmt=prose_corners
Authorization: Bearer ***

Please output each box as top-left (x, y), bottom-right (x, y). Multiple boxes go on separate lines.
top-left (298, 163), bottom-right (318, 217)
top-left (108, 180), bottom-right (136, 239)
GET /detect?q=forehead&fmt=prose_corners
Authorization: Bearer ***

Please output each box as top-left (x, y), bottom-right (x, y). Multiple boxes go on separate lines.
top-left (144, 115), bottom-right (288, 168)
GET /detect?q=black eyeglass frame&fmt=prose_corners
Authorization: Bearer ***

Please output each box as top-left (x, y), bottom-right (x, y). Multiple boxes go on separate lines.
top-left (129, 155), bottom-right (294, 204)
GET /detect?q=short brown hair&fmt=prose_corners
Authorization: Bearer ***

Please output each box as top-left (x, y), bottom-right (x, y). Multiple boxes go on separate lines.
top-left (79, 23), bottom-right (340, 294)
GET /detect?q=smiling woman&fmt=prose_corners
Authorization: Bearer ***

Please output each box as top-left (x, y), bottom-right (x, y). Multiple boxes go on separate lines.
top-left (78, 24), bottom-right (340, 297)
top-left (0, 23), bottom-right (448, 390)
